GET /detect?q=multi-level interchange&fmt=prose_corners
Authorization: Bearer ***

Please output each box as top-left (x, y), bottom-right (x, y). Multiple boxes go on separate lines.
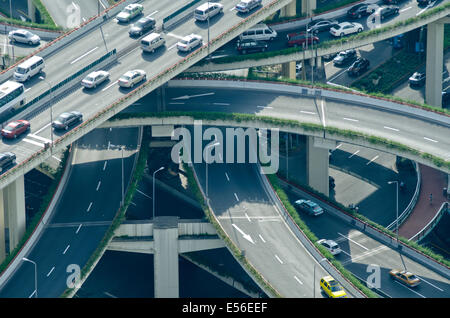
top-left (0, 0), bottom-right (448, 300)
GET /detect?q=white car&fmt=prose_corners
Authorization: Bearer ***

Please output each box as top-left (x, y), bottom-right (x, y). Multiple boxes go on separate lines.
top-left (317, 239), bottom-right (342, 256)
top-left (329, 22), bottom-right (363, 37)
top-left (81, 70), bottom-right (110, 89)
top-left (235, 0), bottom-right (262, 13)
top-left (117, 3), bottom-right (143, 23)
top-left (8, 29), bottom-right (40, 45)
top-left (177, 34), bottom-right (203, 52)
top-left (118, 69), bottom-right (146, 88)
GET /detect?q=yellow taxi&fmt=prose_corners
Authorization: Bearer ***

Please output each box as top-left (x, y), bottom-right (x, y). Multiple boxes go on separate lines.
top-left (320, 276), bottom-right (347, 298)
top-left (389, 269), bottom-right (421, 287)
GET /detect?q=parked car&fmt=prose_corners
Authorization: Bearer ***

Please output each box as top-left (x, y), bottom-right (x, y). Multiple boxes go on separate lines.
top-left (306, 19), bottom-right (338, 34)
top-left (348, 57), bottom-right (370, 76)
top-left (320, 276), bottom-right (347, 298)
top-left (286, 32), bottom-right (319, 48)
top-left (417, 0), bottom-right (432, 5)
top-left (409, 72), bottom-right (426, 86)
top-left (330, 22), bottom-right (363, 37)
top-left (317, 239), bottom-right (341, 255)
top-left (81, 71), bottom-right (110, 89)
top-left (347, 3), bottom-right (371, 19)
top-left (236, 39), bottom-right (268, 54)
top-left (294, 199), bottom-right (324, 216)
top-left (8, 29), bottom-right (40, 45)
top-left (117, 3), bottom-right (143, 23)
top-left (378, 5), bottom-right (400, 20)
top-left (1, 120), bottom-right (30, 139)
top-left (129, 16), bottom-right (156, 36)
top-left (177, 34), bottom-right (203, 52)
top-left (333, 49), bottom-right (357, 66)
top-left (52, 111), bottom-right (83, 130)
top-left (235, 0), bottom-right (262, 13)
top-left (118, 69), bottom-right (146, 88)
top-left (0, 152), bottom-right (16, 171)
top-left (389, 269), bottom-right (421, 287)
top-left (194, 2), bottom-right (223, 21)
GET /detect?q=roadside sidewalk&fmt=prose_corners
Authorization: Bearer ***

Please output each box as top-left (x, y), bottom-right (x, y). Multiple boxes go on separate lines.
top-left (398, 164), bottom-right (448, 240)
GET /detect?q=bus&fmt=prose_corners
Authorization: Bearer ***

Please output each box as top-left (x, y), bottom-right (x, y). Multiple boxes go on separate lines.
top-left (0, 81), bottom-right (26, 114)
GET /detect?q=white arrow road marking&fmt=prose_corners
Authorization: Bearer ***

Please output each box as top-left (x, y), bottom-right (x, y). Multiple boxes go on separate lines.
top-left (172, 92), bottom-right (215, 100)
top-left (232, 224), bottom-right (255, 244)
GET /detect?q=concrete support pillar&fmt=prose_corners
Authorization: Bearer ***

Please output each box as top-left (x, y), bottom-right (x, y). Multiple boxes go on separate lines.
top-left (154, 217), bottom-right (179, 298)
top-left (306, 136), bottom-right (330, 197)
top-left (27, 0), bottom-right (36, 22)
top-left (281, 61), bottom-right (296, 79)
top-left (316, 56), bottom-right (322, 68)
top-left (3, 176), bottom-right (26, 252)
top-left (281, 0), bottom-right (297, 17)
top-left (310, 57), bottom-right (316, 67)
top-left (425, 21), bottom-right (444, 108)
top-left (0, 190), bottom-right (5, 262)
top-left (301, 0), bottom-right (316, 15)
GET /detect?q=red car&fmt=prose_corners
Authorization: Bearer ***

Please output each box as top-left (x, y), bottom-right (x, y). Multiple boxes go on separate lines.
top-left (1, 120), bottom-right (30, 139)
top-left (286, 32), bottom-right (319, 48)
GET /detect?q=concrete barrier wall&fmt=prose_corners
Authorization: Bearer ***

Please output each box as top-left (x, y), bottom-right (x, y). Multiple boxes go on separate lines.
top-left (115, 220), bottom-right (218, 237)
top-left (0, 24), bottom-right (62, 40)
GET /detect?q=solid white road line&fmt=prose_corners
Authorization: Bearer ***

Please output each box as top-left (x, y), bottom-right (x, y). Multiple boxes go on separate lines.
top-left (229, 7), bottom-right (236, 11)
top-left (257, 105), bottom-right (273, 109)
top-left (417, 276), bottom-right (444, 292)
top-left (400, 6), bottom-right (412, 13)
top-left (167, 33), bottom-right (184, 40)
top-left (225, 172), bottom-right (230, 181)
top-left (102, 80), bottom-right (118, 92)
top-left (23, 138), bottom-right (45, 148)
top-left (47, 266), bottom-right (55, 277)
top-left (103, 161), bottom-right (107, 171)
top-left (343, 117), bottom-right (359, 122)
top-left (63, 245), bottom-right (70, 255)
top-left (294, 276), bottom-right (303, 285)
top-left (96, 181), bottom-right (101, 191)
top-left (348, 150), bottom-right (360, 158)
top-left (52, 156), bottom-right (62, 162)
top-left (300, 110), bottom-right (316, 115)
top-left (104, 291), bottom-right (118, 298)
top-left (338, 232), bottom-right (368, 250)
top-left (87, 202), bottom-right (93, 212)
top-left (245, 213), bottom-right (251, 223)
top-left (28, 290), bottom-right (36, 298)
top-left (76, 224), bottom-right (82, 234)
top-left (70, 46), bottom-right (98, 64)
top-left (148, 10), bottom-right (158, 17)
top-left (321, 98), bottom-right (326, 127)
top-left (366, 155), bottom-right (379, 165)
top-left (394, 281), bottom-right (426, 298)
top-left (258, 234), bottom-right (266, 243)
top-left (384, 126), bottom-right (400, 132)
top-left (335, 143), bottom-right (342, 150)
top-left (424, 137), bottom-right (438, 143)
top-left (275, 254), bottom-right (283, 264)
top-left (34, 123), bottom-right (51, 135)
top-left (136, 189), bottom-right (152, 200)
top-left (234, 193), bottom-right (239, 202)
top-left (99, 0), bottom-right (107, 9)
top-left (213, 102), bottom-right (230, 106)
top-left (169, 102), bottom-right (185, 105)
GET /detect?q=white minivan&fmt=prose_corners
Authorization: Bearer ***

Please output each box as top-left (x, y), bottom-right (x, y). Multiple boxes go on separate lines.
top-left (13, 56), bottom-right (45, 82)
top-left (238, 23), bottom-right (277, 42)
top-left (194, 2), bottom-right (223, 21)
top-left (141, 33), bottom-right (166, 53)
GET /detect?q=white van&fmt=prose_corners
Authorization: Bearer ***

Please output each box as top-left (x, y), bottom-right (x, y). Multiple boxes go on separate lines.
top-left (194, 2), bottom-right (223, 21)
top-left (239, 23), bottom-right (277, 42)
top-left (141, 33), bottom-right (166, 53)
top-left (13, 56), bottom-right (44, 82)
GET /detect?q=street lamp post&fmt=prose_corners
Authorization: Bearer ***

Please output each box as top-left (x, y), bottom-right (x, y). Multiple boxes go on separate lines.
top-left (152, 166), bottom-right (165, 219)
top-left (22, 257), bottom-right (37, 298)
top-left (205, 142), bottom-right (220, 200)
top-left (39, 76), bottom-right (53, 151)
top-left (313, 258), bottom-right (326, 298)
top-left (207, 0), bottom-right (210, 59)
top-left (121, 146), bottom-right (124, 206)
top-left (388, 181), bottom-right (399, 242)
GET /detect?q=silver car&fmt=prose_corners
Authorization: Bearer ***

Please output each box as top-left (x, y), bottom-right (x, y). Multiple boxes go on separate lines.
top-left (118, 70), bottom-right (146, 88)
top-left (8, 29), bottom-right (40, 45)
top-left (81, 70), bottom-right (110, 89)
top-left (177, 34), bottom-right (203, 52)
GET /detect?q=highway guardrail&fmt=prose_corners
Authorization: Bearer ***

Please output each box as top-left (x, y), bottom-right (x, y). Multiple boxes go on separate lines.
top-left (162, 0), bottom-right (203, 29)
top-left (411, 202), bottom-right (449, 243)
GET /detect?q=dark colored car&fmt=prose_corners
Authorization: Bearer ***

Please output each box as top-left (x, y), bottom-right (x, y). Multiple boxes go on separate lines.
top-left (236, 39), bottom-right (268, 54)
top-left (333, 49), bottom-right (357, 65)
top-left (378, 5), bottom-right (400, 20)
top-left (347, 3), bottom-right (370, 19)
top-left (294, 199), bottom-right (324, 216)
top-left (286, 32), bottom-right (319, 48)
top-left (348, 57), bottom-right (370, 76)
top-left (409, 72), bottom-right (426, 86)
top-left (417, 0), bottom-right (432, 5)
top-left (52, 111), bottom-right (83, 130)
top-left (1, 120), bottom-right (30, 139)
top-left (0, 152), bottom-right (16, 171)
top-left (306, 19), bottom-right (338, 34)
top-left (129, 17), bottom-right (156, 36)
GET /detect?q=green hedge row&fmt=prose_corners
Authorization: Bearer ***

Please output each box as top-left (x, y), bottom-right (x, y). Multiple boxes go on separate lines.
top-left (61, 127), bottom-right (151, 297)
top-left (111, 111), bottom-right (450, 172)
top-left (266, 174), bottom-right (378, 298)
top-left (182, 163), bottom-right (281, 297)
top-left (0, 147), bottom-right (70, 276)
top-left (279, 174), bottom-right (450, 268)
